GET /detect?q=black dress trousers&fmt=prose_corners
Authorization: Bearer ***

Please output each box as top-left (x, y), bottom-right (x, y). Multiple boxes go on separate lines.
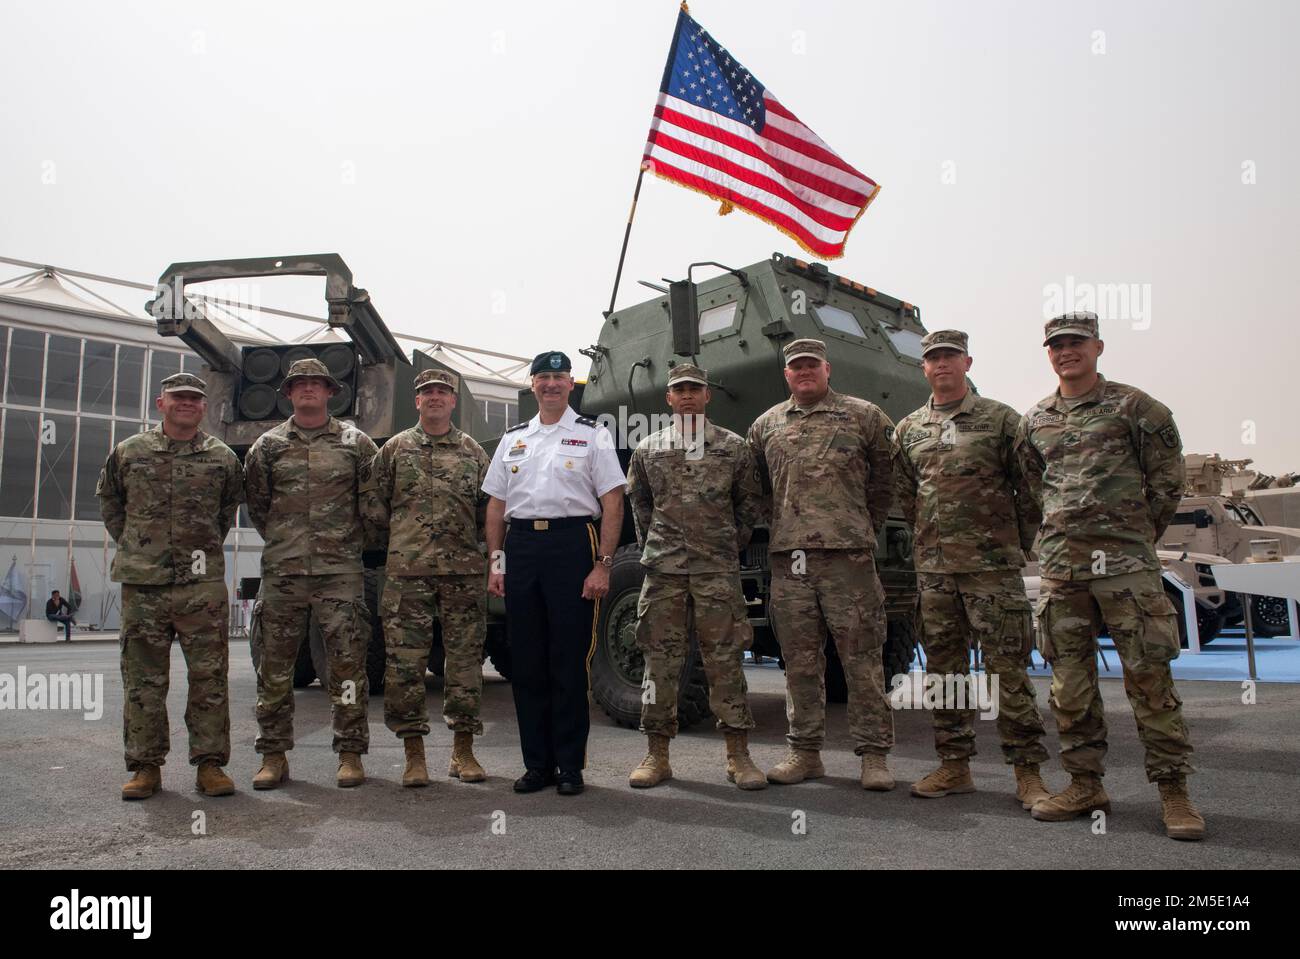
top-left (504, 518), bottom-right (599, 773)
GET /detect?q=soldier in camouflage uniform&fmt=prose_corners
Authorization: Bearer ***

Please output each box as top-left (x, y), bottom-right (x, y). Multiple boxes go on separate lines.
top-left (747, 339), bottom-right (898, 791)
top-left (97, 372), bottom-right (243, 800)
top-left (893, 330), bottom-right (1051, 809)
top-left (625, 364), bottom-right (767, 791)
top-left (1016, 312), bottom-right (1205, 840)
top-left (243, 358), bottom-right (379, 790)
top-left (363, 367), bottom-right (491, 787)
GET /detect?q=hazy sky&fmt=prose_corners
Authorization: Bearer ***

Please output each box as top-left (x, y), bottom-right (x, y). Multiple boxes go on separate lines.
top-left (2, 0), bottom-right (1296, 470)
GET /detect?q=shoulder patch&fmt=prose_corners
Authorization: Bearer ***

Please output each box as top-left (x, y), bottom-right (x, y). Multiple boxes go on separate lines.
top-left (504, 422), bottom-right (528, 433)
top-left (575, 415), bottom-right (598, 428)
top-left (1159, 424), bottom-right (1180, 449)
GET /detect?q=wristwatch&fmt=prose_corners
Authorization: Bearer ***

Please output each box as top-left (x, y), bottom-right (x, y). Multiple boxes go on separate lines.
top-left (597, 555), bottom-right (614, 568)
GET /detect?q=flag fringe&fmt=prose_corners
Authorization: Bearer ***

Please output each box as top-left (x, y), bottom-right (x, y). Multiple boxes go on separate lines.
top-left (646, 165), bottom-right (881, 261)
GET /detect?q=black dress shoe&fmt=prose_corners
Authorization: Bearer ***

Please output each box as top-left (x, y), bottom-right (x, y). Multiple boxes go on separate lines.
top-left (556, 770), bottom-right (584, 795)
top-left (513, 769), bottom-right (557, 793)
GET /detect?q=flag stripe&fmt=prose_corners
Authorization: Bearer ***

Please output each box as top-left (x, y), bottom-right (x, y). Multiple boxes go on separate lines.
top-left (648, 116), bottom-right (861, 224)
top-left (657, 94), bottom-right (874, 200)
top-left (761, 101), bottom-right (876, 185)
top-left (644, 143), bottom-right (850, 248)
top-left (651, 104), bottom-right (866, 216)
top-left (643, 154), bottom-right (849, 258)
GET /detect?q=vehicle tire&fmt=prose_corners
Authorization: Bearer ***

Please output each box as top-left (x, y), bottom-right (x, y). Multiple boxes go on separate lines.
top-left (1250, 594), bottom-right (1292, 638)
top-left (589, 544), bottom-right (712, 730)
top-left (364, 568), bottom-right (386, 694)
top-left (485, 622), bottom-right (512, 681)
top-left (427, 620), bottom-right (445, 677)
top-left (883, 615), bottom-right (918, 683)
top-left (824, 638), bottom-right (848, 704)
top-left (1164, 583), bottom-right (1225, 647)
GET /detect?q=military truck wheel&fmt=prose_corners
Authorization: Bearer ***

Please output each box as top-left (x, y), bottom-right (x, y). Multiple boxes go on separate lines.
top-left (293, 638), bottom-right (317, 688)
top-left (307, 616), bottom-right (331, 689)
top-left (1164, 584), bottom-right (1224, 647)
top-left (824, 639), bottom-right (848, 704)
top-left (364, 569), bottom-right (386, 694)
top-left (882, 616), bottom-right (917, 685)
top-left (485, 623), bottom-right (512, 680)
top-left (1250, 594), bottom-right (1291, 637)
top-left (589, 545), bottom-right (712, 730)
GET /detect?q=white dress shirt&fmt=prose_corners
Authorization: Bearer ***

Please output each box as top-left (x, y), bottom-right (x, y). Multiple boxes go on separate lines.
top-left (482, 405), bottom-right (626, 520)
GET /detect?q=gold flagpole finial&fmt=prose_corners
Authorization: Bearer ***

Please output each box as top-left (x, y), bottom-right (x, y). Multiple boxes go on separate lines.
top-left (680, 2), bottom-right (690, 13)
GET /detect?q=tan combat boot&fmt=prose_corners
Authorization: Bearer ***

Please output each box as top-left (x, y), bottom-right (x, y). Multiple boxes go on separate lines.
top-left (449, 731), bottom-right (486, 783)
top-left (1031, 773), bottom-right (1110, 821)
top-left (723, 731), bottom-right (767, 791)
top-left (401, 738), bottom-right (430, 787)
top-left (860, 752), bottom-right (896, 791)
top-left (195, 762), bottom-right (235, 797)
top-left (337, 751), bottom-right (365, 788)
top-left (1014, 764), bottom-right (1051, 810)
top-left (121, 765), bottom-right (161, 801)
top-left (911, 758), bottom-right (975, 798)
top-left (253, 752), bottom-right (289, 790)
top-left (766, 748), bottom-right (825, 785)
top-left (1158, 778), bottom-right (1206, 841)
top-left (628, 733), bottom-right (673, 788)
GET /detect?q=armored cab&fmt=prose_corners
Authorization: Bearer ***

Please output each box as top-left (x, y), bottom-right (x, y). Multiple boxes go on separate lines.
top-left (573, 253), bottom-right (933, 728)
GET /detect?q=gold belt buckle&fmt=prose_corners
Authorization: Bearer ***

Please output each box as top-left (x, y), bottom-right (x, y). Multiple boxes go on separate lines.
top-left (533, 520), bottom-right (549, 531)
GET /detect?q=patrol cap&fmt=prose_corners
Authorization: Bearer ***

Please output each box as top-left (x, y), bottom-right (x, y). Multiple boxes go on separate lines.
top-left (783, 338), bottom-right (828, 365)
top-left (414, 368), bottom-right (459, 392)
top-left (667, 363), bottom-right (709, 387)
top-left (920, 329), bottom-right (969, 357)
top-left (280, 357), bottom-right (341, 394)
top-left (531, 351), bottom-right (572, 375)
top-left (159, 372), bottom-right (207, 396)
top-left (1043, 312), bottom-right (1100, 346)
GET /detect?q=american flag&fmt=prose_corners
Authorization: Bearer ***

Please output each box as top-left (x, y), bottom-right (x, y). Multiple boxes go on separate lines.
top-left (643, 7), bottom-right (880, 260)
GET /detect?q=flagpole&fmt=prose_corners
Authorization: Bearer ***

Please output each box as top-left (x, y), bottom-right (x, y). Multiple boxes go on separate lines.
top-left (603, 164), bottom-right (648, 320)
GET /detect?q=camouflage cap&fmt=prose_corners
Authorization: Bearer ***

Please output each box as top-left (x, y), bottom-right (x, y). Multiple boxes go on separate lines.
top-left (920, 329), bottom-right (969, 357)
top-left (280, 357), bottom-right (341, 394)
top-left (159, 372), bottom-right (207, 396)
top-left (667, 363), bottom-right (709, 387)
top-left (1043, 311), bottom-right (1100, 346)
top-left (414, 367), bottom-right (459, 392)
top-left (783, 338), bottom-right (827, 365)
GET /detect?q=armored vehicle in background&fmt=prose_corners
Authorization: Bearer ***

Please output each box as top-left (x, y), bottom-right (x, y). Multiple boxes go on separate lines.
top-left (146, 254), bottom-right (505, 690)
top-left (554, 252), bottom-right (933, 729)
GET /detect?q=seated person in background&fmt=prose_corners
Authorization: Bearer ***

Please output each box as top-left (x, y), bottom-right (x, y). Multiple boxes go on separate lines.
top-left (45, 590), bottom-right (75, 640)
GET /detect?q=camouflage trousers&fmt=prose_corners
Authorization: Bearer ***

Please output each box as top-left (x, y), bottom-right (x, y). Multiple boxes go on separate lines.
top-left (770, 549), bottom-right (893, 755)
top-left (120, 579), bottom-right (230, 771)
top-left (382, 574), bottom-right (485, 738)
top-left (253, 574), bottom-right (369, 755)
top-left (1037, 570), bottom-right (1193, 782)
top-left (635, 571), bottom-right (756, 737)
top-left (917, 570), bottom-right (1048, 765)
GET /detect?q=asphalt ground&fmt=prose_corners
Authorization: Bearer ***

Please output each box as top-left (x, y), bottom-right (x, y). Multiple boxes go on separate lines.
top-left (0, 641), bottom-right (1295, 870)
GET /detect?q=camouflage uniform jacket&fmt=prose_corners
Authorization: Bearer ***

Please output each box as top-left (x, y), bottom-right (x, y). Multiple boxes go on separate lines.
top-left (243, 416), bottom-right (380, 576)
top-left (364, 424), bottom-right (490, 576)
top-left (628, 419), bottom-right (764, 573)
top-left (97, 425), bottom-right (243, 585)
top-left (1015, 376), bottom-right (1184, 581)
top-left (747, 388), bottom-right (894, 553)
top-left (893, 391), bottom-right (1040, 573)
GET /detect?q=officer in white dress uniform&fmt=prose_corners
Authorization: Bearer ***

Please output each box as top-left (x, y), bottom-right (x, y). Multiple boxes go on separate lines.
top-left (484, 350), bottom-right (626, 795)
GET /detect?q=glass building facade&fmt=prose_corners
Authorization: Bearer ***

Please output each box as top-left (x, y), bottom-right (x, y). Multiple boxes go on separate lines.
top-left (0, 282), bottom-right (526, 635)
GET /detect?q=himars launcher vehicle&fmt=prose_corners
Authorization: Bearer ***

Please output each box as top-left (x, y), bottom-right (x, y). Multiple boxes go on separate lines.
top-left (148, 251), bottom-right (933, 729)
top-left (515, 253), bottom-right (933, 729)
